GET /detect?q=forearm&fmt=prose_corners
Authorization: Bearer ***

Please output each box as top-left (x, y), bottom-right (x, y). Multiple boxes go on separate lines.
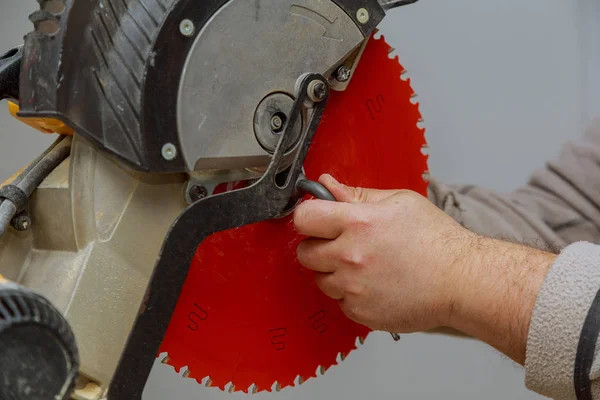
top-left (449, 237), bottom-right (557, 364)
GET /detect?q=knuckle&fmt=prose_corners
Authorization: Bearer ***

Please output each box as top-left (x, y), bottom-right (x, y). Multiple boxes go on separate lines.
top-left (351, 186), bottom-right (369, 203)
top-left (292, 202), bottom-right (311, 230)
top-left (345, 280), bottom-right (367, 296)
top-left (348, 211), bottom-right (372, 229)
top-left (339, 249), bottom-right (364, 267)
top-left (335, 274), bottom-right (366, 297)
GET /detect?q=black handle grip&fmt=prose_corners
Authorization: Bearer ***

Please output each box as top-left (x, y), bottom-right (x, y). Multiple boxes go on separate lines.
top-left (0, 45), bottom-right (23, 101)
top-left (295, 178), bottom-right (336, 201)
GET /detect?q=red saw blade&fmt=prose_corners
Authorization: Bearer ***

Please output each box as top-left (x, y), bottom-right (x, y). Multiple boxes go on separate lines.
top-left (159, 34), bottom-right (428, 393)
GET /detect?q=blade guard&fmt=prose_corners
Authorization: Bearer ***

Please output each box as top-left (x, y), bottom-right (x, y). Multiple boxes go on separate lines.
top-left (159, 34), bottom-right (428, 393)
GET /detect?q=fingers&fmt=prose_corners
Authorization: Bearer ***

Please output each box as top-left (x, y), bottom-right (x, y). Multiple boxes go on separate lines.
top-left (297, 239), bottom-right (338, 273)
top-left (293, 200), bottom-right (351, 239)
top-left (318, 174), bottom-right (400, 204)
top-left (314, 272), bottom-right (344, 300)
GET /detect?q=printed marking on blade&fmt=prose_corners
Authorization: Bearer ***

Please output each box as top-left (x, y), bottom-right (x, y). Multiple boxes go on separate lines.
top-left (269, 328), bottom-right (287, 351)
top-left (309, 310), bottom-right (328, 334)
top-left (188, 303), bottom-right (208, 331)
top-left (366, 94), bottom-right (385, 120)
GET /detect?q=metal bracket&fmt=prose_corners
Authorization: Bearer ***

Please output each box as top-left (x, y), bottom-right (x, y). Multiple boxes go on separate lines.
top-left (107, 73), bottom-right (330, 399)
top-left (378, 0), bottom-right (419, 10)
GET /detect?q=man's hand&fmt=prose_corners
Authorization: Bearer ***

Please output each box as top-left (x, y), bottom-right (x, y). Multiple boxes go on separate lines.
top-left (293, 174), bottom-right (557, 364)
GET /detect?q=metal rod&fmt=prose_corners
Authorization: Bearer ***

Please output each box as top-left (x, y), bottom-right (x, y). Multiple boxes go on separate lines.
top-left (0, 135), bottom-right (72, 237)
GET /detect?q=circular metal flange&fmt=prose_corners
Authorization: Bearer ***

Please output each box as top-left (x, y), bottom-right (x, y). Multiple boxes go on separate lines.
top-left (253, 93), bottom-right (303, 153)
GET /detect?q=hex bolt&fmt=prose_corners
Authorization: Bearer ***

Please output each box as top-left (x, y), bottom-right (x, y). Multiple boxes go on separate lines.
top-left (161, 143), bottom-right (177, 161)
top-left (179, 19), bottom-right (195, 37)
top-left (335, 65), bottom-right (351, 82)
top-left (189, 185), bottom-right (208, 202)
top-left (356, 8), bottom-right (370, 24)
top-left (308, 80), bottom-right (327, 103)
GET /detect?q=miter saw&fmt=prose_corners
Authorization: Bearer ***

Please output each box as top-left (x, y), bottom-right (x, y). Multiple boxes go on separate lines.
top-left (0, 0), bottom-right (427, 398)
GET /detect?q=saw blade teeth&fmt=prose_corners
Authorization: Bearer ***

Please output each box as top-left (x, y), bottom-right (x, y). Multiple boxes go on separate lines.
top-left (250, 384), bottom-right (258, 394)
top-left (271, 382), bottom-right (281, 392)
top-left (294, 375), bottom-right (305, 386)
top-left (182, 369), bottom-right (191, 378)
top-left (335, 352), bottom-right (346, 363)
top-left (359, 336), bottom-right (366, 345)
top-left (226, 382), bottom-right (235, 393)
top-left (410, 93), bottom-right (419, 104)
top-left (205, 378), bottom-right (213, 388)
top-left (160, 355), bottom-right (170, 364)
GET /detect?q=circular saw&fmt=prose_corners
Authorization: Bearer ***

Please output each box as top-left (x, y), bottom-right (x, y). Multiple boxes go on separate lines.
top-left (0, 0), bottom-right (426, 398)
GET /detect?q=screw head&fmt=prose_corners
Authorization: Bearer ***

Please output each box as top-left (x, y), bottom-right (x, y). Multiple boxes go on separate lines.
top-left (356, 8), bottom-right (370, 24)
top-left (179, 19), bottom-right (195, 37)
top-left (161, 143), bottom-right (177, 161)
top-left (13, 215), bottom-right (30, 231)
top-left (308, 80), bottom-right (327, 102)
top-left (335, 65), bottom-right (351, 82)
top-left (189, 185), bottom-right (208, 202)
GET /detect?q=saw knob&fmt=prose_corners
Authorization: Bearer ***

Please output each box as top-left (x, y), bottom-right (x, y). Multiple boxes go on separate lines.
top-left (0, 276), bottom-right (79, 400)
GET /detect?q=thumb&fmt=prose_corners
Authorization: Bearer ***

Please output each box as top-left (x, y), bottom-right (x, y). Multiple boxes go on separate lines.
top-left (318, 174), bottom-right (399, 204)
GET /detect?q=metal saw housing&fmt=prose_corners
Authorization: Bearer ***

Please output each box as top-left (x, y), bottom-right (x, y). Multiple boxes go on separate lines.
top-left (18, 0), bottom-right (383, 172)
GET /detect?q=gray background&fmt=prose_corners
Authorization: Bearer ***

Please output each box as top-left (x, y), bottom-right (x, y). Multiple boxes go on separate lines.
top-left (1, 0), bottom-right (598, 398)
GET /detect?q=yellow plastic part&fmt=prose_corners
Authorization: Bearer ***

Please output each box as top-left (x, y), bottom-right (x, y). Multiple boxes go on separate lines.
top-left (8, 101), bottom-right (74, 135)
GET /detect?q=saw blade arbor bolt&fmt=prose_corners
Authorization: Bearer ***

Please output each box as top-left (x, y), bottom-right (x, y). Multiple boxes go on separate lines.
top-left (356, 8), bottom-right (370, 24)
top-left (270, 113), bottom-right (285, 133)
top-left (161, 143), bottom-right (177, 161)
top-left (189, 185), bottom-right (208, 202)
top-left (335, 65), bottom-right (351, 82)
top-left (179, 19), bottom-right (195, 37)
top-left (308, 80), bottom-right (327, 103)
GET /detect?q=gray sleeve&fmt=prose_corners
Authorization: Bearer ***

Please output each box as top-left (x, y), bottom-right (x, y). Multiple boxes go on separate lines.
top-left (525, 242), bottom-right (600, 400)
top-left (427, 118), bottom-right (600, 250)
